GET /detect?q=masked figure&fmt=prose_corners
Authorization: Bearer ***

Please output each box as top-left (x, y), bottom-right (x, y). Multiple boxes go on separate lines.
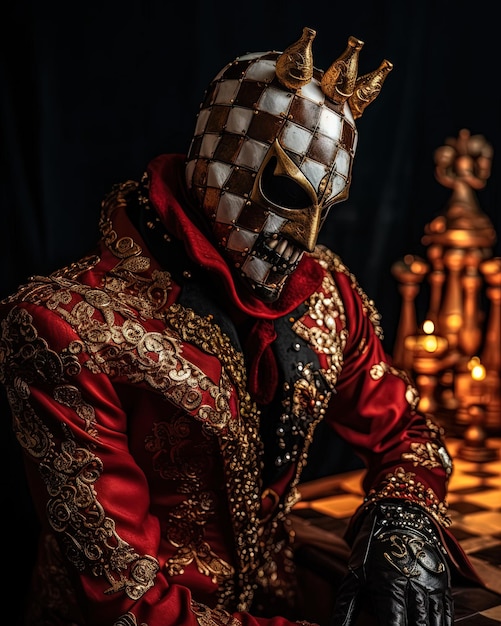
top-left (0, 27), bottom-right (482, 626)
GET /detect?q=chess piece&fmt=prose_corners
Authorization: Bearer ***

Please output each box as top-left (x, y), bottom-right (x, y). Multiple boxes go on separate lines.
top-left (392, 130), bottom-right (499, 430)
top-left (457, 404), bottom-right (499, 463)
top-left (425, 243), bottom-right (446, 326)
top-left (480, 257), bottom-right (501, 430)
top-left (391, 254), bottom-right (428, 371)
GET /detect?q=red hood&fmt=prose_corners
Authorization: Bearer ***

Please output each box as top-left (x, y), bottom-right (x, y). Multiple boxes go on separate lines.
top-left (147, 153), bottom-right (324, 320)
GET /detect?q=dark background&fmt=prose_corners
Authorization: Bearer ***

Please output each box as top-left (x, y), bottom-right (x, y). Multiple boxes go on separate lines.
top-left (1, 1), bottom-right (500, 352)
top-left (1, 0), bottom-right (500, 609)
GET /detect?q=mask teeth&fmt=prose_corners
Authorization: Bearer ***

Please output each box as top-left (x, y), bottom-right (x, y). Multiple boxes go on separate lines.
top-left (261, 235), bottom-right (304, 273)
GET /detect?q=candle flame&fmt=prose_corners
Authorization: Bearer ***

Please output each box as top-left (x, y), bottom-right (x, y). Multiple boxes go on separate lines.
top-left (468, 357), bottom-right (486, 381)
top-left (422, 320), bottom-right (435, 335)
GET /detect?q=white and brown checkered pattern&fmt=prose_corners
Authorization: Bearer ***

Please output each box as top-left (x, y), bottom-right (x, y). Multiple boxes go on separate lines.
top-left (185, 51), bottom-right (358, 252)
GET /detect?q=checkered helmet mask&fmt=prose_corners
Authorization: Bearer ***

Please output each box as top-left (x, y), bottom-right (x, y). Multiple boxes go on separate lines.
top-left (185, 28), bottom-right (392, 301)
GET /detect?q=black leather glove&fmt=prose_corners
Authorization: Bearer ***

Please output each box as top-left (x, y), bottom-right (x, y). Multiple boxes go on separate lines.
top-left (330, 500), bottom-right (453, 625)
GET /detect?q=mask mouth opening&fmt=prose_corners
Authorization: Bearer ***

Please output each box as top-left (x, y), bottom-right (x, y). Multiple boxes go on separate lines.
top-left (252, 232), bottom-right (304, 277)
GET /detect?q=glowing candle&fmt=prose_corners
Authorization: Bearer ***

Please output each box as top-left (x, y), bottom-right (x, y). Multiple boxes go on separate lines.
top-left (468, 357), bottom-right (486, 382)
top-left (404, 320), bottom-right (448, 356)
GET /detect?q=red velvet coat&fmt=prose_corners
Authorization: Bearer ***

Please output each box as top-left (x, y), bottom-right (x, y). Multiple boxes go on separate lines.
top-left (0, 155), bottom-right (480, 626)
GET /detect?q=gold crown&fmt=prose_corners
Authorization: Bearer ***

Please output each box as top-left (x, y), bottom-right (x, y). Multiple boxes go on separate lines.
top-left (275, 27), bottom-right (393, 119)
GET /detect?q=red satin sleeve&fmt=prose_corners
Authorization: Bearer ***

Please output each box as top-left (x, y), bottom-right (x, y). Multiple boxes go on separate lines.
top-left (322, 269), bottom-right (482, 585)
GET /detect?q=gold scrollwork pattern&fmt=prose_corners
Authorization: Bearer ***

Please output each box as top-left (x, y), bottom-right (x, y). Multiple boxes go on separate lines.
top-left (145, 414), bottom-right (235, 586)
top-left (0, 306), bottom-right (160, 600)
top-left (401, 416), bottom-right (453, 477)
top-left (163, 305), bottom-right (269, 611)
top-left (401, 441), bottom-right (450, 472)
top-left (114, 612), bottom-right (149, 626)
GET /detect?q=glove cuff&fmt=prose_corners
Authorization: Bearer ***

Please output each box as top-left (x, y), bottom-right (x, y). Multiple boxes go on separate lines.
top-left (374, 500), bottom-right (445, 552)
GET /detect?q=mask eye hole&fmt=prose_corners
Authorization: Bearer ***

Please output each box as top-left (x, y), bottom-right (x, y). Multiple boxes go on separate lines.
top-left (260, 158), bottom-right (311, 209)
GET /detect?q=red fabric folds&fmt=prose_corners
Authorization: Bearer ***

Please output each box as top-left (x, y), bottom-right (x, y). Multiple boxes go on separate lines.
top-left (146, 154), bottom-right (324, 322)
top-left (245, 319), bottom-right (278, 405)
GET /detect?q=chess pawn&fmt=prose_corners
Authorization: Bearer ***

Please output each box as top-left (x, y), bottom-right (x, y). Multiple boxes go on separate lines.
top-left (457, 404), bottom-right (499, 463)
top-left (480, 257), bottom-right (501, 373)
top-left (438, 248), bottom-right (465, 350)
top-left (415, 373), bottom-right (439, 414)
top-left (391, 254), bottom-right (428, 371)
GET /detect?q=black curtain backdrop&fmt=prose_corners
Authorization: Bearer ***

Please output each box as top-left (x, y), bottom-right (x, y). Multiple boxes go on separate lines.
top-left (1, 0), bottom-right (500, 610)
top-left (1, 1), bottom-right (500, 350)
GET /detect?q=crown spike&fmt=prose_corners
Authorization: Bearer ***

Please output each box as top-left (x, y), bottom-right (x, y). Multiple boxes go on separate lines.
top-left (348, 59), bottom-right (394, 119)
top-left (321, 35), bottom-right (364, 104)
top-left (275, 27), bottom-right (316, 90)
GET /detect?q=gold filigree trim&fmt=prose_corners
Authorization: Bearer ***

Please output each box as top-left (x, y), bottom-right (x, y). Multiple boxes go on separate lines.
top-left (146, 413), bottom-right (235, 586)
top-left (402, 416), bottom-right (453, 477)
top-left (401, 441), bottom-right (449, 472)
top-left (314, 245), bottom-right (384, 339)
top-left (163, 304), bottom-right (266, 611)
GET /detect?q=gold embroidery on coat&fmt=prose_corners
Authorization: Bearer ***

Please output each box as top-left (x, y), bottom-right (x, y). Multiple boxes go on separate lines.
top-left (191, 601), bottom-right (242, 626)
top-left (292, 273), bottom-right (346, 388)
top-left (314, 245), bottom-right (384, 339)
top-left (145, 414), bottom-right (235, 585)
top-left (401, 441), bottom-right (448, 471)
top-left (163, 305), bottom-right (266, 611)
top-left (114, 612), bottom-right (149, 626)
top-left (0, 307), bottom-right (160, 600)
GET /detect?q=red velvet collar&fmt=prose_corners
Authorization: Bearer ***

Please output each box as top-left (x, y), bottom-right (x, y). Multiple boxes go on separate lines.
top-left (147, 154), bottom-right (324, 321)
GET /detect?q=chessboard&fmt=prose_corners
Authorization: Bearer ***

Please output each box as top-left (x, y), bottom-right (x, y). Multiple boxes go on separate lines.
top-left (291, 437), bottom-right (501, 625)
